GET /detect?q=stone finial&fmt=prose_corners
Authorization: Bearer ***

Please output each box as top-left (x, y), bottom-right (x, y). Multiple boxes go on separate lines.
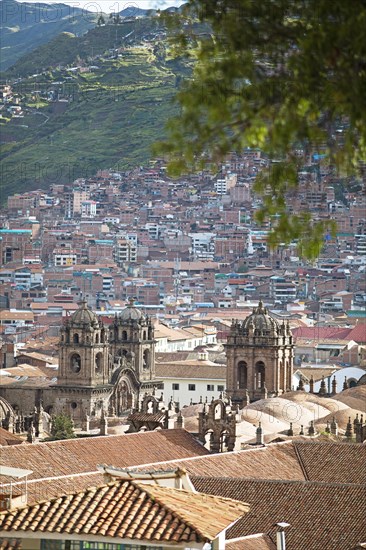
top-left (345, 417), bottom-right (353, 439)
top-left (309, 376), bottom-right (314, 393)
top-left (27, 422), bottom-right (36, 444)
top-left (354, 414), bottom-right (360, 433)
top-left (330, 416), bottom-right (338, 435)
top-left (319, 376), bottom-right (327, 396)
top-left (331, 376), bottom-right (337, 395)
top-left (299, 425), bottom-right (304, 436)
top-left (297, 377), bottom-right (304, 391)
top-left (83, 414), bottom-right (90, 433)
top-left (199, 396), bottom-right (203, 404)
top-left (244, 390), bottom-right (250, 406)
top-left (288, 422), bottom-right (294, 436)
top-left (176, 412), bottom-right (184, 428)
top-left (325, 420), bottom-right (331, 434)
top-left (256, 422), bottom-right (264, 445)
top-left (308, 420), bottom-right (315, 436)
top-left (343, 376), bottom-right (349, 391)
top-left (100, 408), bottom-right (108, 436)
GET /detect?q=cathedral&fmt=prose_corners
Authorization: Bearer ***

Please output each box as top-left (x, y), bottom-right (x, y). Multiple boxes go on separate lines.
top-left (54, 299), bottom-right (157, 426)
top-left (0, 299), bottom-right (296, 434)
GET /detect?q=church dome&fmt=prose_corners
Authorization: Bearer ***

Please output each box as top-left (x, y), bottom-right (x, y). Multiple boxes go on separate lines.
top-left (119, 298), bottom-right (144, 322)
top-left (242, 301), bottom-right (280, 334)
top-left (70, 301), bottom-right (99, 327)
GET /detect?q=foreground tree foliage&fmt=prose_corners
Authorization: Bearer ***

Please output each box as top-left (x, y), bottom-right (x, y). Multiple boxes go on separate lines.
top-left (156, 1), bottom-right (366, 258)
top-left (49, 414), bottom-right (76, 441)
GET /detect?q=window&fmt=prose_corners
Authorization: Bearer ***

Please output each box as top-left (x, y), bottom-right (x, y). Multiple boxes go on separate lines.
top-left (172, 383), bottom-right (179, 391)
top-left (188, 384), bottom-right (196, 391)
top-left (217, 385), bottom-right (225, 392)
top-left (207, 384), bottom-right (214, 391)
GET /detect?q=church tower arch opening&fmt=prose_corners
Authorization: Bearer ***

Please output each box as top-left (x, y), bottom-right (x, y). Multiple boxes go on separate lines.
top-left (237, 361), bottom-right (248, 389)
top-left (255, 361), bottom-right (266, 389)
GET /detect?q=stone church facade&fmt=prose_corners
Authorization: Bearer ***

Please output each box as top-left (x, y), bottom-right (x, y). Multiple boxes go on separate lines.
top-left (54, 300), bottom-right (157, 426)
top-left (226, 301), bottom-right (294, 402)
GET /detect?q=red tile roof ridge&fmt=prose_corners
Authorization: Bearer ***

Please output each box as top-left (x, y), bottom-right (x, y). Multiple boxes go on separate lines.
top-left (130, 440), bottom-right (295, 469)
top-left (10, 427), bottom-right (192, 448)
top-left (190, 475), bottom-right (366, 488)
top-left (0, 478), bottom-right (249, 543)
top-left (0, 470), bottom-right (100, 491)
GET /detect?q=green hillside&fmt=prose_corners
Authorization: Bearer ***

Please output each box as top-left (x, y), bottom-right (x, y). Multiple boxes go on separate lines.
top-left (0, 27), bottom-right (192, 201)
top-left (0, 0), bottom-right (97, 71)
top-left (4, 18), bottom-right (165, 77)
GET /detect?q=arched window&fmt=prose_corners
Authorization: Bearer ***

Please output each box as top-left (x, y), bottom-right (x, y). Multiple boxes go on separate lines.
top-left (95, 333), bottom-right (99, 344)
top-left (73, 333), bottom-right (79, 344)
top-left (255, 361), bottom-right (265, 389)
top-left (101, 329), bottom-right (105, 343)
top-left (122, 330), bottom-right (128, 341)
top-left (95, 352), bottom-right (103, 373)
top-left (70, 353), bottom-right (81, 373)
top-left (143, 349), bottom-right (150, 369)
top-left (214, 403), bottom-right (222, 420)
top-left (237, 361), bottom-right (247, 389)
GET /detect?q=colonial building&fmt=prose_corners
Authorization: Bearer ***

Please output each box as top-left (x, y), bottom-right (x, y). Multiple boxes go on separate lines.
top-left (54, 299), bottom-right (158, 426)
top-left (226, 301), bottom-right (294, 402)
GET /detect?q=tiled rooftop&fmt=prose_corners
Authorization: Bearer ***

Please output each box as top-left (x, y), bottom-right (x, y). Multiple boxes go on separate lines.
top-left (131, 441), bottom-right (305, 481)
top-left (130, 440), bottom-right (366, 484)
top-left (0, 479), bottom-right (249, 544)
top-left (226, 534), bottom-right (276, 550)
top-left (0, 429), bottom-right (209, 482)
top-left (192, 477), bottom-right (366, 550)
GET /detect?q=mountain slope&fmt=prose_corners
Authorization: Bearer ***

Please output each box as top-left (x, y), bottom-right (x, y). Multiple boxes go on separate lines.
top-left (0, 29), bottom-right (191, 199)
top-left (4, 17), bottom-right (164, 77)
top-left (0, 0), bottom-right (97, 70)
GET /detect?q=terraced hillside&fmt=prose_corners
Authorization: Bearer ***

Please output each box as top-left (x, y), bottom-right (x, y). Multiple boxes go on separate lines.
top-left (0, 23), bottom-right (192, 200)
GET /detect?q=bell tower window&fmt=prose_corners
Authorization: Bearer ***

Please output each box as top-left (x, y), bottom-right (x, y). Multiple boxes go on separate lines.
top-left (255, 361), bottom-right (266, 389)
top-left (95, 352), bottom-right (103, 373)
top-left (237, 361), bottom-right (248, 389)
top-left (70, 353), bottom-right (81, 373)
top-left (73, 333), bottom-right (79, 344)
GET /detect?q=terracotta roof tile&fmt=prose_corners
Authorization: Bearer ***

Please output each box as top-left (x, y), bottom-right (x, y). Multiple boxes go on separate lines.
top-left (192, 477), bottom-right (366, 550)
top-left (0, 480), bottom-right (249, 544)
top-left (293, 441), bottom-right (366, 484)
top-left (130, 440), bottom-right (366, 485)
top-left (156, 363), bottom-right (226, 380)
top-left (131, 441), bottom-right (306, 480)
top-left (226, 534), bottom-right (276, 550)
top-left (0, 429), bottom-right (208, 482)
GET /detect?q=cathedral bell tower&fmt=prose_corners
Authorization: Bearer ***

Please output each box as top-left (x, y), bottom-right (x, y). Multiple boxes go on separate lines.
top-left (226, 301), bottom-right (294, 403)
top-left (54, 301), bottom-right (111, 425)
top-left (109, 299), bottom-right (157, 414)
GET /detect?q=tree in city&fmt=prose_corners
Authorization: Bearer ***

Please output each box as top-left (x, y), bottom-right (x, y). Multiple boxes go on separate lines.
top-left (49, 414), bottom-right (76, 441)
top-left (155, 1), bottom-right (366, 258)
